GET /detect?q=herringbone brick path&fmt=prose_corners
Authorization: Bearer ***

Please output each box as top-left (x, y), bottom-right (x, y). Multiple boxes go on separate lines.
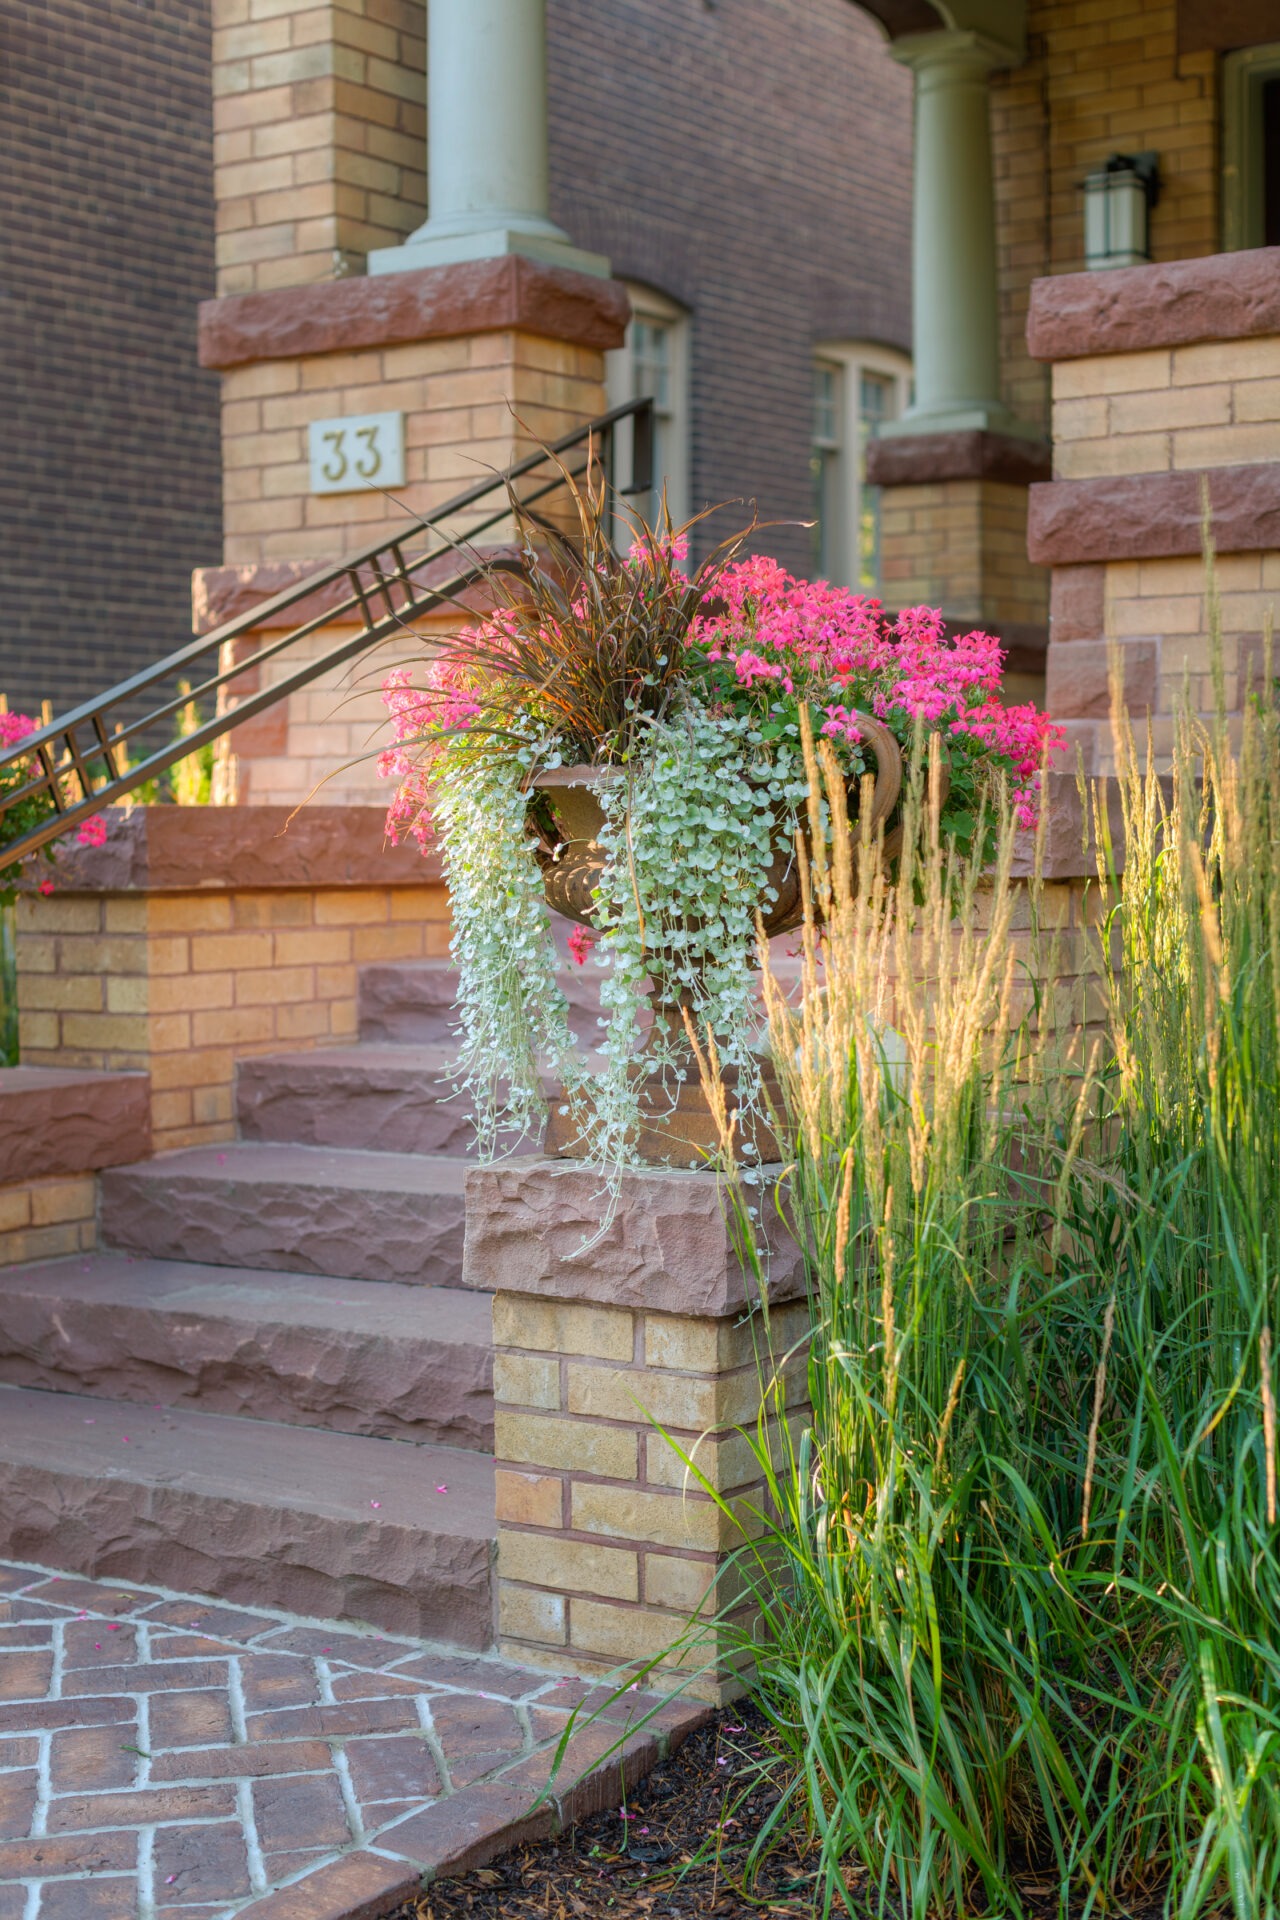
top-left (0, 1561), bottom-right (699, 1920)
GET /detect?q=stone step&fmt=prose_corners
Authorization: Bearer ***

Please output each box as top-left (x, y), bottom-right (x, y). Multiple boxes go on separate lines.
top-left (0, 1254), bottom-right (493, 1450)
top-left (100, 1143), bottom-right (471, 1286)
top-left (0, 1385), bottom-right (495, 1645)
top-left (358, 958), bottom-right (609, 1048)
top-left (0, 1065), bottom-right (151, 1184)
top-left (236, 1044), bottom-right (538, 1157)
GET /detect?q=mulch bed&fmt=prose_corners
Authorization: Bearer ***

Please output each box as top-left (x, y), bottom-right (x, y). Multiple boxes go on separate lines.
top-left (395, 1704), bottom-right (820, 1919)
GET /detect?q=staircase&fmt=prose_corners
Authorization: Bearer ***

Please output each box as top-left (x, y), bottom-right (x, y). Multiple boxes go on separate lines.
top-left (0, 957), bottom-right (597, 1655)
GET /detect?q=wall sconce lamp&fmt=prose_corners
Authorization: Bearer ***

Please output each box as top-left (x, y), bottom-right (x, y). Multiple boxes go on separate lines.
top-left (1082, 152), bottom-right (1161, 269)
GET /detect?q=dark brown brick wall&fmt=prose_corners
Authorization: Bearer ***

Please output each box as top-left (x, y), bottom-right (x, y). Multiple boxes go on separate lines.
top-left (0, 0), bottom-right (911, 714)
top-left (547, 0), bottom-right (914, 571)
top-left (0, 0), bottom-right (222, 713)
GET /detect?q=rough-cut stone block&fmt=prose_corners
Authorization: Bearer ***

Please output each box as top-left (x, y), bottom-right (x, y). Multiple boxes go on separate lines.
top-left (1045, 638), bottom-right (1158, 721)
top-left (198, 254), bottom-right (630, 369)
top-left (464, 1159), bottom-right (802, 1317)
top-left (235, 1043), bottom-right (536, 1158)
top-left (357, 957), bottom-right (604, 1049)
top-left (1028, 464), bottom-right (1280, 567)
top-left (1028, 249), bottom-right (1280, 362)
top-left (866, 427), bottom-right (1051, 487)
top-left (0, 1385), bottom-right (495, 1645)
top-left (0, 1069), bottom-right (150, 1185)
top-left (100, 1143), bottom-right (469, 1286)
top-left (1049, 563), bottom-right (1106, 644)
top-left (0, 1255), bottom-right (493, 1450)
top-left (42, 806), bottom-right (443, 893)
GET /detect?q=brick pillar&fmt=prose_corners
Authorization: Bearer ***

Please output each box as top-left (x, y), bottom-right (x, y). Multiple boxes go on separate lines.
top-left (464, 1159), bottom-right (809, 1706)
top-left (1026, 250), bottom-right (1280, 776)
top-left (212, 0), bottom-right (426, 296)
top-left (867, 430), bottom-right (1052, 700)
top-left (193, 261), bottom-right (629, 807)
top-left (201, 4), bottom-right (630, 809)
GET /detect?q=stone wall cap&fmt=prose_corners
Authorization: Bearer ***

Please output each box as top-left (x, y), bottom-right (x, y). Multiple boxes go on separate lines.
top-left (37, 805), bottom-right (441, 892)
top-left (0, 1066), bottom-right (152, 1183)
top-left (1027, 463), bottom-right (1280, 567)
top-left (463, 1157), bottom-right (805, 1318)
top-left (199, 256), bottom-right (632, 371)
top-left (866, 427), bottom-right (1051, 488)
top-left (1027, 248), bottom-right (1280, 362)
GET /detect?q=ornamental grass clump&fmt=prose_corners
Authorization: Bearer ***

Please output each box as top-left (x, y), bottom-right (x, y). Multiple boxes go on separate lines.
top-left (379, 460), bottom-right (1059, 1167)
top-left (689, 594), bottom-right (1280, 1917)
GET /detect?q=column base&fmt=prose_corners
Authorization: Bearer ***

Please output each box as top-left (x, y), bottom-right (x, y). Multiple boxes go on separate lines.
top-left (369, 227), bottom-right (611, 280)
top-left (881, 405), bottom-right (1044, 440)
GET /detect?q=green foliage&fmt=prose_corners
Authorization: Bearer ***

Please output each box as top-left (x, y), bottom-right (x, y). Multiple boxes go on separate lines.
top-left (681, 614), bottom-right (1280, 1917)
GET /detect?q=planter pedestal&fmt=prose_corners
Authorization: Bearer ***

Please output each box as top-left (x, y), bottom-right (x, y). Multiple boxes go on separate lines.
top-left (464, 1154), bottom-right (809, 1702)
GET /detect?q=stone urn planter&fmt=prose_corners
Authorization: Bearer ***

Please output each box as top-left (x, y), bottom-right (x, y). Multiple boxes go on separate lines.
top-left (529, 711), bottom-right (906, 1166)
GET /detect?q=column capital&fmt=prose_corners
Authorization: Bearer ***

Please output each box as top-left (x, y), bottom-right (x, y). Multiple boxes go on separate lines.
top-left (891, 24), bottom-right (1024, 75)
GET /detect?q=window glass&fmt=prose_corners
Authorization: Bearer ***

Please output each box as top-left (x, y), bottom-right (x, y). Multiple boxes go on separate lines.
top-left (633, 320), bottom-right (672, 413)
top-left (809, 350), bottom-right (909, 593)
top-left (857, 371), bottom-right (897, 594)
top-left (605, 290), bottom-right (690, 533)
top-left (810, 362), bottom-right (843, 581)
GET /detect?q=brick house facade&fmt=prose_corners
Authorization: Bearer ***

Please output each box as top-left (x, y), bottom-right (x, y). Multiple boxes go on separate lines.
top-left (1, 0), bottom-right (912, 712)
top-left (0, 0), bottom-right (223, 715)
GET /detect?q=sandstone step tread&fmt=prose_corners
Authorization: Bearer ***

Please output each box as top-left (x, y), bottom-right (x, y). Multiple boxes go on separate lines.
top-left (100, 1144), bottom-right (472, 1286)
top-left (0, 1385), bottom-right (496, 1645)
top-left (0, 1064), bottom-right (151, 1185)
top-left (358, 958), bottom-right (607, 1046)
top-left (238, 1045), bottom-right (474, 1157)
top-left (107, 1141), bottom-right (471, 1193)
top-left (235, 1045), bottom-right (547, 1156)
top-left (0, 1255), bottom-right (493, 1449)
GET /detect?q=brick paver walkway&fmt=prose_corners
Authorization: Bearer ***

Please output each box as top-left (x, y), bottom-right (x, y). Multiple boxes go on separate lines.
top-left (0, 1561), bottom-right (701, 1920)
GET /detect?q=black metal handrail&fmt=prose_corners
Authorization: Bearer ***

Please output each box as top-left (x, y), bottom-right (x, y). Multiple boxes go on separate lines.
top-left (0, 400), bottom-right (655, 872)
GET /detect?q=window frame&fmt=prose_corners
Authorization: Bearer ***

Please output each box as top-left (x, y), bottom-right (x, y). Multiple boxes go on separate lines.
top-left (1223, 40), bottom-right (1280, 251)
top-left (604, 283), bottom-right (692, 533)
top-left (809, 340), bottom-right (913, 593)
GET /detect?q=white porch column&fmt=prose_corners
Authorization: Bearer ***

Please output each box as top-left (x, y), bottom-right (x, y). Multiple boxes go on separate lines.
top-left (884, 28), bottom-right (1024, 438)
top-left (369, 0), bottom-right (608, 278)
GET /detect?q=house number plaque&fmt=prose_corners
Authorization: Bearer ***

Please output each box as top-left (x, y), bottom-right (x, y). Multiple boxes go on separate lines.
top-left (307, 411), bottom-right (406, 496)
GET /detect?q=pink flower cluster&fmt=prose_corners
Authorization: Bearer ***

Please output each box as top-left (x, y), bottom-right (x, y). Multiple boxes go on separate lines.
top-left (379, 663), bottom-right (485, 849)
top-left (0, 712), bottom-right (37, 751)
top-left (689, 560), bottom-right (1064, 826)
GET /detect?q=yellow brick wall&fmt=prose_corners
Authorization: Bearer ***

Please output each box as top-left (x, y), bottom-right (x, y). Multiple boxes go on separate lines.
top-left (491, 1288), bottom-right (809, 1702)
top-left (992, 1), bottom-right (1220, 436)
top-left (212, 0), bottom-right (426, 295)
top-left (1051, 336), bottom-right (1280, 481)
top-left (0, 1174), bottom-right (96, 1269)
top-left (16, 881), bottom-right (451, 1153)
top-left (879, 477), bottom-right (1049, 642)
top-left (1047, 333), bottom-right (1280, 757)
top-left (220, 330), bottom-right (608, 563)
top-left (215, 616), bottom-right (457, 808)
